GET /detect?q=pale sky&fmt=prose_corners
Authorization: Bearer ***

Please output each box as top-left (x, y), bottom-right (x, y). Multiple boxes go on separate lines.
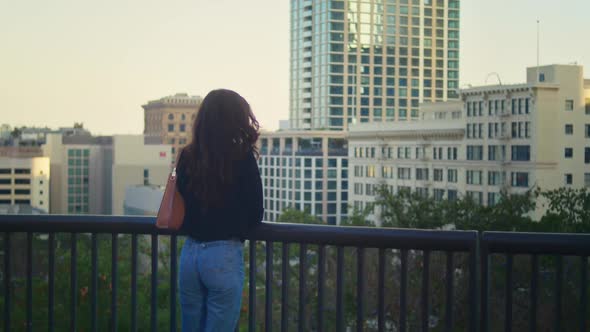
top-left (1, 0), bottom-right (588, 135)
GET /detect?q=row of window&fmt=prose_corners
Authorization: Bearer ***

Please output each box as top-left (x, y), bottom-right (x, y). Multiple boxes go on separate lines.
top-left (466, 98), bottom-right (531, 117)
top-left (565, 124), bottom-right (590, 137)
top-left (167, 124), bottom-right (187, 133)
top-left (0, 189), bottom-right (32, 195)
top-left (0, 168), bottom-right (32, 175)
top-left (0, 178), bottom-right (32, 185)
top-left (259, 157), bottom-right (346, 168)
top-left (265, 200), bottom-right (346, 216)
top-left (263, 168), bottom-right (346, 180)
top-left (354, 146), bottom-right (459, 160)
top-left (264, 179), bottom-right (347, 191)
top-left (466, 122), bottom-right (531, 139)
top-left (0, 199), bottom-right (32, 205)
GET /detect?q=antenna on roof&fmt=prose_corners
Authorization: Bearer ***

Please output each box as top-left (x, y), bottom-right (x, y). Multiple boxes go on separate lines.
top-left (485, 72), bottom-right (502, 85)
top-left (537, 19), bottom-right (541, 83)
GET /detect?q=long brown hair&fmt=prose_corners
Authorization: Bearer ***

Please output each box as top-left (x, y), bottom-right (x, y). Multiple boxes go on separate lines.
top-left (179, 89), bottom-right (259, 208)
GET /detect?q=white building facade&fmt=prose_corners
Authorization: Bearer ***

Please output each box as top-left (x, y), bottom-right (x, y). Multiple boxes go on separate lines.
top-left (349, 65), bottom-right (590, 221)
top-left (258, 131), bottom-right (349, 225)
top-left (0, 157), bottom-right (50, 213)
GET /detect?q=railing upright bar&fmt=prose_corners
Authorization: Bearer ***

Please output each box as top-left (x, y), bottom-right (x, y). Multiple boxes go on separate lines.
top-left (317, 244), bottom-right (326, 332)
top-left (529, 254), bottom-right (538, 332)
top-left (505, 254), bottom-right (513, 332)
top-left (91, 233), bottom-right (98, 332)
top-left (265, 241), bottom-right (273, 332)
top-left (469, 243), bottom-right (478, 332)
top-left (131, 234), bottom-right (138, 332)
top-left (400, 249), bottom-right (408, 332)
top-left (3, 232), bottom-right (10, 332)
top-left (445, 252), bottom-right (454, 332)
top-left (48, 232), bottom-right (55, 332)
top-left (111, 233), bottom-right (118, 332)
top-left (554, 255), bottom-right (563, 332)
top-left (356, 247), bottom-right (365, 332)
top-left (581, 256), bottom-right (588, 332)
top-left (336, 246), bottom-right (344, 332)
top-left (480, 240), bottom-right (489, 332)
top-left (421, 250), bottom-right (430, 332)
top-left (70, 233), bottom-right (78, 332)
top-left (249, 241), bottom-right (257, 332)
top-left (26, 232), bottom-right (32, 332)
top-left (281, 242), bottom-right (289, 332)
top-left (378, 248), bottom-right (385, 332)
top-left (298, 243), bottom-right (307, 332)
top-left (150, 234), bottom-right (158, 332)
top-left (170, 235), bottom-right (178, 332)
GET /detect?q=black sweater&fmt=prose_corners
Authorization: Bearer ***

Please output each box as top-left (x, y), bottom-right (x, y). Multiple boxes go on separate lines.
top-left (176, 150), bottom-right (264, 241)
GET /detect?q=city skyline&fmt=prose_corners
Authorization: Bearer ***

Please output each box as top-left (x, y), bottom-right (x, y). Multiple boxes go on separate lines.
top-left (1, 0), bottom-right (589, 135)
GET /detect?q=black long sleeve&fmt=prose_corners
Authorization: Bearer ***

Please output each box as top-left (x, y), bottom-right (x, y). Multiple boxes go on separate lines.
top-left (177, 150), bottom-right (264, 241)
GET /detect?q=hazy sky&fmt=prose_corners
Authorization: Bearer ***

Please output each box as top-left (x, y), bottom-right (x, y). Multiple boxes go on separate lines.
top-left (1, 0), bottom-right (588, 135)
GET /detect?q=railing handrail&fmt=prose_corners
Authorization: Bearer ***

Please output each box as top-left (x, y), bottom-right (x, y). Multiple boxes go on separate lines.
top-left (482, 231), bottom-right (590, 256)
top-left (0, 215), bottom-right (477, 250)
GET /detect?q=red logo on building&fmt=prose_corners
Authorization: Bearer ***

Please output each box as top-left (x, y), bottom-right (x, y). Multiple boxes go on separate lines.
top-left (160, 152), bottom-right (167, 158)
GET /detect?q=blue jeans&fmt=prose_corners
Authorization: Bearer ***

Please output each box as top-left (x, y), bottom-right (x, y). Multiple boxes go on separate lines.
top-left (179, 238), bottom-right (244, 332)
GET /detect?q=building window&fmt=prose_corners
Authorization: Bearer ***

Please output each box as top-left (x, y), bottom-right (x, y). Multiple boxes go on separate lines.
top-left (466, 170), bottom-right (483, 185)
top-left (564, 148), bottom-right (573, 159)
top-left (585, 124), bottom-right (590, 137)
top-left (488, 171), bottom-right (505, 186)
top-left (466, 146), bottom-right (483, 161)
top-left (586, 99), bottom-right (590, 114)
top-left (144, 169), bottom-right (149, 185)
top-left (168, 114), bottom-right (174, 120)
top-left (539, 73), bottom-right (545, 82)
top-left (511, 172), bottom-right (529, 187)
top-left (585, 173), bottom-right (590, 187)
top-left (168, 124), bottom-right (175, 132)
top-left (180, 124), bottom-right (186, 132)
top-left (565, 100), bottom-right (574, 111)
top-left (565, 174), bottom-right (573, 185)
top-left (585, 147), bottom-right (590, 164)
top-left (434, 189), bottom-right (445, 201)
top-left (416, 168), bottom-right (429, 181)
top-left (565, 124), bottom-right (574, 135)
top-left (511, 145), bottom-right (531, 161)
top-left (433, 169), bottom-right (443, 182)
top-left (487, 192), bottom-right (500, 206)
top-left (448, 190), bottom-right (458, 201)
top-left (466, 191), bottom-right (483, 205)
top-left (448, 169), bottom-right (458, 183)
top-left (398, 167), bottom-right (412, 180)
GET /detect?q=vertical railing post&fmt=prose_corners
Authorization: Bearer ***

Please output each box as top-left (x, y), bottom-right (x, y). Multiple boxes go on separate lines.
top-left (131, 234), bottom-right (138, 332)
top-left (26, 232), bottom-right (33, 332)
top-left (281, 242), bottom-right (289, 332)
top-left (151, 234), bottom-right (158, 332)
top-left (265, 241), bottom-right (273, 332)
top-left (3, 232), bottom-right (11, 332)
top-left (70, 233), bottom-right (78, 332)
top-left (91, 233), bottom-right (98, 332)
top-left (111, 233), bottom-right (118, 332)
top-left (48, 232), bottom-right (55, 332)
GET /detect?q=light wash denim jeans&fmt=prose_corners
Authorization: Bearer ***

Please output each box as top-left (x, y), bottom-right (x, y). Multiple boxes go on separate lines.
top-left (179, 237), bottom-right (244, 332)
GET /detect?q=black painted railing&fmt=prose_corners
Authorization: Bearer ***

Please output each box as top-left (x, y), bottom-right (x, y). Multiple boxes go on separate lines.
top-left (0, 215), bottom-right (588, 331)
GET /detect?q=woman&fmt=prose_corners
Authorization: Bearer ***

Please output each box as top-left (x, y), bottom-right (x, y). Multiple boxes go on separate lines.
top-left (176, 89), bottom-right (263, 331)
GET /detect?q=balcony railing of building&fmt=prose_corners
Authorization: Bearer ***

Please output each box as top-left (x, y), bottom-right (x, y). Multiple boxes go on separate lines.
top-left (0, 215), bottom-right (589, 331)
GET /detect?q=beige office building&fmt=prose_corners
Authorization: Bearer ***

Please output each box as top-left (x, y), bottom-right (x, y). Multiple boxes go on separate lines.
top-left (349, 64), bottom-right (590, 221)
top-left (43, 134), bottom-right (113, 214)
top-left (43, 133), bottom-right (172, 215)
top-left (111, 135), bottom-right (171, 215)
top-left (143, 93), bottom-right (202, 161)
top-left (0, 157), bottom-right (50, 213)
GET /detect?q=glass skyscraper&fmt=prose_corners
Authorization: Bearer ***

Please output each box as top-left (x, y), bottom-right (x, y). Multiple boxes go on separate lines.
top-left (290, 0), bottom-right (460, 130)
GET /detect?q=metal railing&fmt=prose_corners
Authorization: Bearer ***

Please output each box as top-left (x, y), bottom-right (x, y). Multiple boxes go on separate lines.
top-left (0, 215), bottom-right (589, 331)
top-left (480, 232), bottom-right (590, 332)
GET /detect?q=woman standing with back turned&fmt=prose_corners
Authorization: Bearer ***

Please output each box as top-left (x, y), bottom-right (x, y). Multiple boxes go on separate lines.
top-left (176, 89), bottom-right (264, 331)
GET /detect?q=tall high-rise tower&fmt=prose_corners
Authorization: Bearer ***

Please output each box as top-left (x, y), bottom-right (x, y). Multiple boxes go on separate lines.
top-left (290, 0), bottom-right (460, 130)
